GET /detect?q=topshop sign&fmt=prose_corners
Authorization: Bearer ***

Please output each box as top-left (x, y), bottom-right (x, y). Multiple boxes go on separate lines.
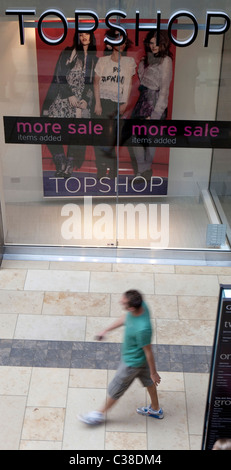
top-left (5, 8), bottom-right (231, 47)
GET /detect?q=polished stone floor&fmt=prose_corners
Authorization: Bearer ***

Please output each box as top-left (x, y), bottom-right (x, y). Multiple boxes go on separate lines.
top-left (0, 258), bottom-right (230, 450)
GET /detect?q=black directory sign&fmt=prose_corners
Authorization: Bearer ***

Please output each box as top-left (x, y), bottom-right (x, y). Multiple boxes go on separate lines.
top-left (202, 285), bottom-right (231, 450)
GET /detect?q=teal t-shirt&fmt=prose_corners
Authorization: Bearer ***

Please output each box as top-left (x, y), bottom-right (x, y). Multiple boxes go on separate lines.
top-left (122, 301), bottom-right (152, 367)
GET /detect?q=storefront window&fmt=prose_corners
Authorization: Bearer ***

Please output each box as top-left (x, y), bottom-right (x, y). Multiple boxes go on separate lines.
top-left (0, 1), bottom-right (231, 253)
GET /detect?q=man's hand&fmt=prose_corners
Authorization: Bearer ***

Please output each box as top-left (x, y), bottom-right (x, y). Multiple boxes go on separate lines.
top-left (94, 315), bottom-right (125, 341)
top-left (151, 372), bottom-right (161, 387)
top-left (95, 332), bottom-right (106, 341)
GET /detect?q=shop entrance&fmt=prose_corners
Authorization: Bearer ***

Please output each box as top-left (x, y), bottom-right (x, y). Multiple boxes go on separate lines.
top-left (0, 8), bottom-right (231, 256)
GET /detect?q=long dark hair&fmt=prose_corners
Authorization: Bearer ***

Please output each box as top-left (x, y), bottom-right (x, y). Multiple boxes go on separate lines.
top-left (69, 31), bottom-right (97, 83)
top-left (73, 31), bottom-right (97, 53)
top-left (143, 30), bottom-right (172, 66)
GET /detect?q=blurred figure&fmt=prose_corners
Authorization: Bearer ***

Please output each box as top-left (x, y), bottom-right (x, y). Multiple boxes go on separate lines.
top-left (212, 438), bottom-right (231, 450)
top-left (78, 290), bottom-right (163, 425)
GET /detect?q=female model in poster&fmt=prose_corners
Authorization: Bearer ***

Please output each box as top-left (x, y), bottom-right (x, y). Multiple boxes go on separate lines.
top-left (94, 30), bottom-right (136, 179)
top-left (42, 31), bottom-right (97, 177)
top-left (132, 30), bottom-right (173, 180)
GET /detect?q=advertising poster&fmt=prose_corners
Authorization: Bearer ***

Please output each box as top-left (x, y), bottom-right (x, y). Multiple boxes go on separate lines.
top-left (35, 20), bottom-right (176, 197)
top-left (202, 285), bottom-right (231, 450)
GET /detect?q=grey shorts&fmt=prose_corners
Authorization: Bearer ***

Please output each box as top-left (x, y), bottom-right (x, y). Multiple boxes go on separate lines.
top-left (108, 360), bottom-right (153, 400)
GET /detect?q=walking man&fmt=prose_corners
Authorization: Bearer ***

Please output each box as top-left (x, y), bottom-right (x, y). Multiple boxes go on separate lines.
top-left (78, 290), bottom-right (163, 425)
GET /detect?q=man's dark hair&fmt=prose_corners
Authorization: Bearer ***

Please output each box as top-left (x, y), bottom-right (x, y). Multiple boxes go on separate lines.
top-left (124, 290), bottom-right (143, 309)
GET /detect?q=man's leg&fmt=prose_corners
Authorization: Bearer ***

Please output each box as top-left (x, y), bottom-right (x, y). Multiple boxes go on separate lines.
top-left (78, 393), bottom-right (119, 425)
top-left (136, 363), bottom-right (164, 419)
top-left (147, 383), bottom-right (160, 411)
top-left (99, 395), bottom-right (117, 414)
top-left (78, 362), bottom-right (136, 424)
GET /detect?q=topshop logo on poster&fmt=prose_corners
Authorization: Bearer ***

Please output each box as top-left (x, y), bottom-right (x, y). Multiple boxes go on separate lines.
top-left (5, 8), bottom-right (231, 47)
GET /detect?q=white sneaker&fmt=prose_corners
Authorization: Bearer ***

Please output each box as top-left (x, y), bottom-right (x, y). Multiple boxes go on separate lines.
top-left (78, 411), bottom-right (105, 425)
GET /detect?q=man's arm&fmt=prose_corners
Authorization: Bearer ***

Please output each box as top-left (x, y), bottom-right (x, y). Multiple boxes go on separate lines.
top-left (143, 344), bottom-right (161, 386)
top-left (96, 315), bottom-right (125, 341)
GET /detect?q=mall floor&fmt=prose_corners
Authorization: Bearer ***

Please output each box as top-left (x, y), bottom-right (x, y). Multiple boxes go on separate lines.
top-left (0, 258), bottom-right (231, 450)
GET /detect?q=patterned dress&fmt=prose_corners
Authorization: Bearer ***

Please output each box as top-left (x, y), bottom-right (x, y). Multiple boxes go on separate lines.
top-left (48, 55), bottom-right (91, 118)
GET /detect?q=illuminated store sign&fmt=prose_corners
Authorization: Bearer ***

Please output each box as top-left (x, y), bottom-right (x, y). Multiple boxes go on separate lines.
top-left (5, 8), bottom-right (231, 47)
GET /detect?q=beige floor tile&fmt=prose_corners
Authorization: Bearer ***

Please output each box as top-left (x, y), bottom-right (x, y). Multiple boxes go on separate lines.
top-left (0, 396), bottom-right (27, 450)
top-left (63, 388), bottom-right (106, 450)
top-left (189, 434), bottom-right (203, 450)
top-left (176, 265), bottom-right (231, 275)
top-left (157, 372), bottom-right (185, 392)
top-left (105, 431), bottom-right (147, 450)
top-left (0, 269), bottom-right (27, 290)
top-left (147, 391), bottom-right (190, 450)
top-left (184, 373), bottom-right (209, 435)
top-left (69, 369), bottom-right (108, 389)
top-left (1, 260), bottom-right (50, 269)
top-left (42, 292), bottom-right (110, 316)
top-left (0, 366), bottom-right (31, 395)
top-left (22, 407), bottom-right (65, 441)
top-left (0, 290), bottom-right (44, 314)
top-left (157, 319), bottom-right (215, 345)
top-left (14, 314), bottom-right (86, 341)
top-left (90, 272), bottom-right (154, 294)
top-left (146, 295), bottom-right (178, 319)
top-left (155, 273), bottom-right (219, 296)
top-left (113, 263), bottom-right (175, 273)
top-left (110, 293), bottom-right (125, 316)
top-left (20, 440), bottom-right (62, 450)
top-left (50, 261), bottom-right (112, 271)
top-left (24, 269), bottom-right (90, 292)
top-left (27, 368), bottom-right (69, 407)
top-left (0, 314), bottom-right (18, 339)
top-left (218, 275), bottom-right (231, 285)
top-left (178, 296), bottom-right (218, 320)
